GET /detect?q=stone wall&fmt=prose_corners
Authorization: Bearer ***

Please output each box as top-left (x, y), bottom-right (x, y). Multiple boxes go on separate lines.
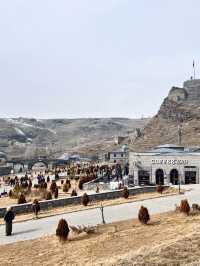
top-left (0, 186), bottom-right (163, 218)
top-left (168, 87), bottom-right (187, 102)
top-left (183, 79), bottom-right (200, 101)
top-left (0, 166), bottom-right (12, 176)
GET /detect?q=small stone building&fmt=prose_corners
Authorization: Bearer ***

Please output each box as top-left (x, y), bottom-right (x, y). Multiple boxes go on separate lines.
top-left (107, 145), bottom-right (129, 164)
top-left (129, 144), bottom-right (200, 185)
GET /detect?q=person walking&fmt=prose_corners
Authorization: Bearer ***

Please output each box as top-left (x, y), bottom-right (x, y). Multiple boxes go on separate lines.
top-left (32, 199), bottom-right (40, 219)
top-left (4, 207), bottom-right (15, 236)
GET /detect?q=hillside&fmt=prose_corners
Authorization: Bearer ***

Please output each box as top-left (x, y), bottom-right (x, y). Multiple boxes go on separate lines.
top-left (131, 79), bottom-right (200, 151)
top-left (1, 211), bottom-right (200, 266)
top-left (0, 117), bottom-right (149, 159)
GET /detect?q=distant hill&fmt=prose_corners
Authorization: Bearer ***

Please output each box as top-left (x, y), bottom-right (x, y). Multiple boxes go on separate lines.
top-left (131, 79), bottom-right (200, 151)
top-left (0, 117), bottom-right (149, 159)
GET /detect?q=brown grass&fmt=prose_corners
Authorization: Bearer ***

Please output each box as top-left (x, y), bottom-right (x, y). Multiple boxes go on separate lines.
top-left (1, 211), bottom-right (200, 266)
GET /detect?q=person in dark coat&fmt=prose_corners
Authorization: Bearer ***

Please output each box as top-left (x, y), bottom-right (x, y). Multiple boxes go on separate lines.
top-left (32, 199), bottom-right (40, 219)
top-left (4, 207), bottom-right (15, 236)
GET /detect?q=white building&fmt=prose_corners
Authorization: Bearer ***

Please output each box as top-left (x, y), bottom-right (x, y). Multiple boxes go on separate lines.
top-left (107, 145), bottom-right (129, 164)
top-left (129, 144), bottom-right (200, 185)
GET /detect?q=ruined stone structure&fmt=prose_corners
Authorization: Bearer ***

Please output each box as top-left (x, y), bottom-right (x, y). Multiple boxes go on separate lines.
top-left (184, 79), bottom-right (200, 101)
top-left (168, 87), bottom-right (187, 102)
top-left (168, 79), bottom-right (200, 103)
top-left (131, 79), bottom-right (200, 151)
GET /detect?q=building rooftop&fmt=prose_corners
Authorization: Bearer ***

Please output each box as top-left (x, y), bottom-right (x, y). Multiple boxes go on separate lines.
top-left (137, 144), bottom-right (200, 156)
top-left (154, 144), bottom-right (184, 149)
top-left (149, 148), bottom-right (185, 154)
top-left (110, 146), bottom-right (129, 153)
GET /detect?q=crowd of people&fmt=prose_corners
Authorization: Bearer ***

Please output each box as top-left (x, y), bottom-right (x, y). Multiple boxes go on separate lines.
top-left (0, 161), bottom-right (130, 236)
top-left (65, 162), bottom-right (129, 180)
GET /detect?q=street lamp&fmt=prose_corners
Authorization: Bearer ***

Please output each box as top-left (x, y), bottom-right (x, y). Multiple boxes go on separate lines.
top-left (177, 156), bottom-right (181, 194)
top-left (178, 175), bottom-right (181, 194)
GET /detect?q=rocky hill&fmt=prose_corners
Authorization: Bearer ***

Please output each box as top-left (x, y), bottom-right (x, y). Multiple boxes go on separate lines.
top-left (0, 117), bottom-right (149, 159)
top-left (131, 79), bottom-right (200, 151)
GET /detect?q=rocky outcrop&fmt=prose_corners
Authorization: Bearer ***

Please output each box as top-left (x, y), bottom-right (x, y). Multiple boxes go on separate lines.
top-left (131, 79), bottom-right (200, 151)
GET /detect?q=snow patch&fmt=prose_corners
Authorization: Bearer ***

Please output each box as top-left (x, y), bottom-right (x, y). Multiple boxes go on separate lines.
top-left (5, 118), bottom-right (56, 134)
top-left (14, 127), bottom-right (25, 136)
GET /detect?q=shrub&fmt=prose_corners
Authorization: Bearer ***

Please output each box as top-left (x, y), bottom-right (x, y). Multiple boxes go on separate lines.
top-left (40, 182), bottom-right (47, 190)
top-left (32, 199), bottom-right (40, 216)
top-left (46, 191), bottom-right (52, 200)
top-left (9, 185), bottom-right (27, 199)
top-left (63, 183), bottom-right (69, 193)
top-left (138, 206), bottom-right (150, 224)
top-left (18, 194), bottom-right (27, 204)
top-left (180, 199), bottom-right (190, 215)
top-left (9, 190), bottom-right (13, 198)
top-left (156, 185), bottom-right (164, 194)
top-left (56, 219), bottom-right (69, 242)
top-left (81, 193), bottom-right (89, 206)
top-left (13, 183), bottom-right (21, 196)
top-left (78, 180), bottom-right (84, 190)
top-left (65, 179), bottom-right (71, 188)
top-left (50, 181), bottom-right (57, 193)
top-left (14, 183), bottom-right (20, 191)
top-left (78, 175), bottom-right (96, 190)
top-left (54, 187), bottom-right (59, 199)
top-left (122, 186), bottom-right (129, 199)
top-left (71, 189), bottom-right (77, 197)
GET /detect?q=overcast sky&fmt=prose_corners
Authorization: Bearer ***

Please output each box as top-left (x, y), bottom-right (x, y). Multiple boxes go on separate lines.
top-left (0, 0), bottom-right (199, 119)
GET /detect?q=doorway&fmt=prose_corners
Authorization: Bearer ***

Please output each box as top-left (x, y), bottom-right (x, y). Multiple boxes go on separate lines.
top-left (170, 169), bottom-right (179, 185)
top-left (155, 169), bottom-right (164, 185)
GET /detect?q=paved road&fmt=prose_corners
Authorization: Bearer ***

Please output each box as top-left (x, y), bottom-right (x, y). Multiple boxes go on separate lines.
top-left (0, 185), bottom-right (199, 245)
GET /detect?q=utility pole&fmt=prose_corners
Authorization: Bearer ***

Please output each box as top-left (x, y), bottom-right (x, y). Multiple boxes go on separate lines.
top-left (178, 124), bottom-right (182, 146)
top-left (177, 156), bottom-right (181, 194)
top-left (177, 112), bottom-right (182, 146)
top-left (176, 112), bottom-right (182, 193)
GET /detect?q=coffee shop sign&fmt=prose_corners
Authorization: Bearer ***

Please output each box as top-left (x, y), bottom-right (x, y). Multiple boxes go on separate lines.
top-left (152, 159), bottom-right (189, 165)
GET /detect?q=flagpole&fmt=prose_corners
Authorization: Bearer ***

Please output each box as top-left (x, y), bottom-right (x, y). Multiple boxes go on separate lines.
top-left (193, 60), bottom-right (196, 79)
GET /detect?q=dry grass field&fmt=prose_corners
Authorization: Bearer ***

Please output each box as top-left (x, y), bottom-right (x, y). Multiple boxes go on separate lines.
top-left (1, 210), bottom-right (200, 266)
